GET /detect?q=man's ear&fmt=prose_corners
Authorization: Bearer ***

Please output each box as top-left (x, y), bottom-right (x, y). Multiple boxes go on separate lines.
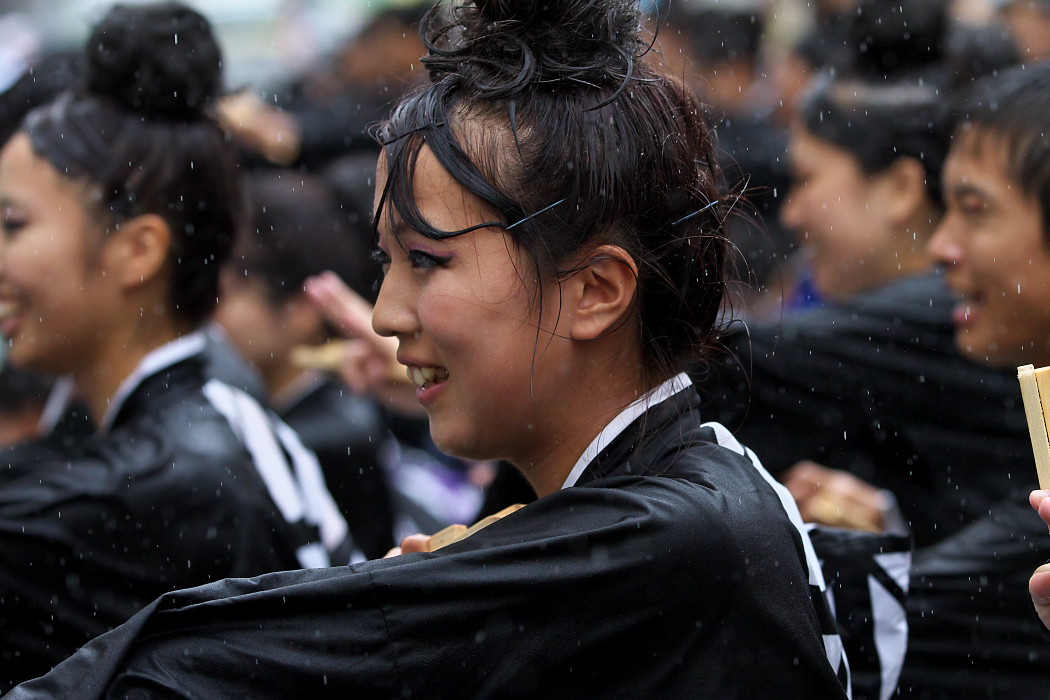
top-left (104, 213), bottom-right (172, 290)
top-left (566, 244), bottom-right (638, 341)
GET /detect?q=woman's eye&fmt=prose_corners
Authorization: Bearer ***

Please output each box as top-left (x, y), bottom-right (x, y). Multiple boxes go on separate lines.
top-left (1, 217), bottom-right (25, 238)
top-left (370, 248), bottom-right (391, 274)
top-left (407, 249), bottom-right (451, 270)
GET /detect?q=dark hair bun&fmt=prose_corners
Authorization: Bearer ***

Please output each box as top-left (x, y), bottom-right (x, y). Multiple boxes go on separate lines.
top-left (85, 2), bottom-right (223, 119)
top-left (848, 0), bottom-right (948, 78)
top-left (423, 0), bottom-right (643, 96)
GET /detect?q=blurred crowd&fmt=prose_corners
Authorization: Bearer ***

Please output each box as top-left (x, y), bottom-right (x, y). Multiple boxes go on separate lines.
top-left (3, 0), bottom-right (1050, 697)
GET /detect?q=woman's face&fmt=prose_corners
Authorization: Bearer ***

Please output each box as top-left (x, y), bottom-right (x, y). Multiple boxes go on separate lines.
top-left (928, 130), bottom-right (1050, 367)
top-left (371, 146), bottom-right (572, 467)
top-left (0, 133), bottom-right (114, 376)
top-left (781, 125), bottom-right (900, 301)
top-left (215, 271), bottom-right (294, 377)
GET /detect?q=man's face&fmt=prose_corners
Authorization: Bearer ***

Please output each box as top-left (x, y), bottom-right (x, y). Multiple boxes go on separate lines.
top-left (929, 128), bottom-right (1050, 367)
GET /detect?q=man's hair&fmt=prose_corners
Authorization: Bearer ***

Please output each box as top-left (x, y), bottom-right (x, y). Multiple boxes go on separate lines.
top-left (953, 61), bottom-right (1050, 237)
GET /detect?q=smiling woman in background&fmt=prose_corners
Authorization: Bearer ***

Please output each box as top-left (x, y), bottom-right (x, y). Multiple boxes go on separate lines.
top-left (0, 2), bottom-right (345, 690)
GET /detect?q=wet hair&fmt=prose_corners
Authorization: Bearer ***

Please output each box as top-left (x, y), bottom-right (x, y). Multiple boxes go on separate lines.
top-left (234, 170), bottom-right (370, 309)
top-left (670, 5), bottom-right (765, 67)
top-left (797, 72), bottom-right (951, 206)
top-left (952, 61), bottom-right (1050, 238)
top-left (845, 0), bottom-right (949, 80)
top-left (19, 2), bottom-right (241, 326)
top-left (324, 152), bottom-right (384, 303)
top-left (943, 22), bottom-right (1019, 90)
top-left (375, 0), bottom-right (730, 383)
top-left (790, 0), bottom-right (953, 205)
top-left (0, 50), bottom-right (81, 148)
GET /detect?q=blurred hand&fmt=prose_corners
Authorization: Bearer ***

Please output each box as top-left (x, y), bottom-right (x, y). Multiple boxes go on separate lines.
top-left (1029, 490), bottom-right (1050, 630)
top-left (783, 460), bottom-right (888, 532)
top-left (303, 271), bottom-right (423, 416)
top-left (218, 91), bottom-right (301, 166)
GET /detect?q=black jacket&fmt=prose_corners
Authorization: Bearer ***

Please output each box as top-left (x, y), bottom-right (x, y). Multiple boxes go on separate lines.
top-left (7, 386), bottom-right (848, 699)
top-left (704, 272), bottom-right (1032, 545)
top-left (0, 335), bottom-right (344, 691)
top-left (702, 273), bottom-right (1050, 697)
top-left (278, 376), bottom-right (396, 560)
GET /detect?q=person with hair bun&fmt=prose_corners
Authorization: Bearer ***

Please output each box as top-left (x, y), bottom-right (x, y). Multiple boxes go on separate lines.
top-left (0, 2), bottom-right (347, 691)
top-left (9, 1), bottom-right (848, 697)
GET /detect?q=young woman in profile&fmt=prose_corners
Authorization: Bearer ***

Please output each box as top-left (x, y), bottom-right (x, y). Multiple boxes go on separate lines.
top-left (0, 2), bottom-right (345, 690)
top-left (9, 1), bottom-right (848, 697)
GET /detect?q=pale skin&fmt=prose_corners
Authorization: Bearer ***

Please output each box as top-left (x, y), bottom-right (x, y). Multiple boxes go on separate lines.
top-left (0, 133), bottom-right (185, 426)
top-left (781, 125), bottom-right (938, 303)
top-left (312, 145), bottom-right (647, 554)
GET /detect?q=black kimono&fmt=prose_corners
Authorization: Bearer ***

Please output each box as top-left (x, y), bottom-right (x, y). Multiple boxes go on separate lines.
top-left (705, 272), bottom-right (1031, 546)
top-left (276, 375), bottom-right (397, 560)
top-left (7, 380), bottom-right (848, 699)
top-left (0, 333), bottom-right (347, 691)
top-left (702, 272), bottom-right (1050, 697)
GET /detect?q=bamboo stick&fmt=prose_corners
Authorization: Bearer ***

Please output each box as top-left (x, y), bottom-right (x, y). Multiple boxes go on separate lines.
top-left (427, 504), bottom-right (526, 552)
top-left (1017, 364), bottom-right (1050, 490)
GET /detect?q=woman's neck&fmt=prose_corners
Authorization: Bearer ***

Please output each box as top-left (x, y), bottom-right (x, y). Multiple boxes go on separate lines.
top-left (516, 356), bottom-right (651, 498)
top-left (75, 318), bottom-right (186, 427)
top-left (880, 208), bottom-right (941, 287)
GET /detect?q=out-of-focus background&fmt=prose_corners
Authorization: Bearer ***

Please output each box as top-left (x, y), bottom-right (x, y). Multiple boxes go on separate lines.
top-left (0, 0), bottom-right (1002, 92)
top-left (0, 0), bottom-right (407, 89)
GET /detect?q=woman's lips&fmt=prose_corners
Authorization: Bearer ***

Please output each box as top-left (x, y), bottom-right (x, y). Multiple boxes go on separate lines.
top-left (406, 365), bottom-right (449, 390)
top-left (0, 300), bottom-right (19, 335)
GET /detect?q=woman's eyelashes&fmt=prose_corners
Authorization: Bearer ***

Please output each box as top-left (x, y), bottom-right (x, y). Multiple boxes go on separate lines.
top-left (370, 248), bottom-right (391, 274)
top-left (0, 211), bottom-right (25, 238)
top-left (371, 246), bottom-right (452, 274)
top-left (406, 248), bottom-right (452, 270)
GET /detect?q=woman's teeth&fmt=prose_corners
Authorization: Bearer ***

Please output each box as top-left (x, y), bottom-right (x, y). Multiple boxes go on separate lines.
top-left (407, 366), bottom-right (449, 389)
top-left (0, 301), bottom-right (16, 320)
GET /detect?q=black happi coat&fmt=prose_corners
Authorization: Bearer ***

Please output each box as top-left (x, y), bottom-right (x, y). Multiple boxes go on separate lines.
top-left (703, 272), bottom-right (1050, 697)
top-left (8, 388), bottom-right (847, 699)
top-left (0, 339), bottom-right (336, 692)
top-left (278, 377), bottom-right (397, 560)
top-left (707, 272), bottom-right (1031, 546)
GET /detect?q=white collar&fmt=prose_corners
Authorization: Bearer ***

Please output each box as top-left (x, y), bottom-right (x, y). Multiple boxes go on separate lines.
top-left (559, 372), bottom-right (693, 490)
top-left (99, 331), bottom-right (208, 433)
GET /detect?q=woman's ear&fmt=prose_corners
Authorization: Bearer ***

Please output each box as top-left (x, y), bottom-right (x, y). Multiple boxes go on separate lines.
top-left (566, 244), bottom-right (638, 341)
top-left (105, 213), bottom-right (172, 290)
top-left (876, 156), bottom-right (929, 226)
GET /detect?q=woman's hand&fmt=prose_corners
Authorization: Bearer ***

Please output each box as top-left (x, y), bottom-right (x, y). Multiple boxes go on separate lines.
top-left (384, 534), bottom-right (434, 558)
top-left (303, 271), bottom-right (424, 416)
top-left (782, 460), bottom-right (888, 532)
top-left (218, 91), bottom-right (302, 166)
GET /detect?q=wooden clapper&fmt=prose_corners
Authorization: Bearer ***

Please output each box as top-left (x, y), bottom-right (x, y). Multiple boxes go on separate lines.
top-left (1016, 364), bottom-right (1050, 491)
